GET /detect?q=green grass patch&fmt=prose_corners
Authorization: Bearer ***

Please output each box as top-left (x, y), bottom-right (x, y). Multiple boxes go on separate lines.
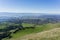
top-left (22, 23), bottom-right (34, 27)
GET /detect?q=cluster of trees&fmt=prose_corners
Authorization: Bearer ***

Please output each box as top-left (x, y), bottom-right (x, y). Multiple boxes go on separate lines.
top-left (0, 23), bottom-right (24, 40)
top-left (0, 22), bottom-right (36, 40)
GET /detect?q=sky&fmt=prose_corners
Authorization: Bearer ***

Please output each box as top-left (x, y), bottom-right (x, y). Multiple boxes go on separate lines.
top-left (0, 0), bottom-right (60, 14)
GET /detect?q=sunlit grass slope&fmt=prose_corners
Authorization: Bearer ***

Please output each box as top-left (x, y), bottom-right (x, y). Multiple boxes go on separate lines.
top-left (8, 23), bottom-right (60, 40)
top-left (20, 28), bottom-right (60, 40)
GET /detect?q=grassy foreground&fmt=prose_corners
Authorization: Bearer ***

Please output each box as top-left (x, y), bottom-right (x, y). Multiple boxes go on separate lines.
top-left (3, 23), bottom-right (60, 40)
top-left (20, 28), bottom-right (60, 40)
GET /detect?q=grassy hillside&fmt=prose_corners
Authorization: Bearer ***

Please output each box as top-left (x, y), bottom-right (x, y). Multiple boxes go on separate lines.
top-left (20, 28), bottom-right (60, 40)
top-left (3, 23), bottom-right (60, 40)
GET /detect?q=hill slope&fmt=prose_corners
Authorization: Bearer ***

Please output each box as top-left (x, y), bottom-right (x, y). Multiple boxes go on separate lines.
top-left (11, 28), bottom-right (60, 40)
top-left (3, 23), bottom-right (60, 40)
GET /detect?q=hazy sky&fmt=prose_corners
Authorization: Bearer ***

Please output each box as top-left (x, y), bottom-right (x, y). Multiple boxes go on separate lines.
top-left (0, 0), bottom-right (60, 14)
